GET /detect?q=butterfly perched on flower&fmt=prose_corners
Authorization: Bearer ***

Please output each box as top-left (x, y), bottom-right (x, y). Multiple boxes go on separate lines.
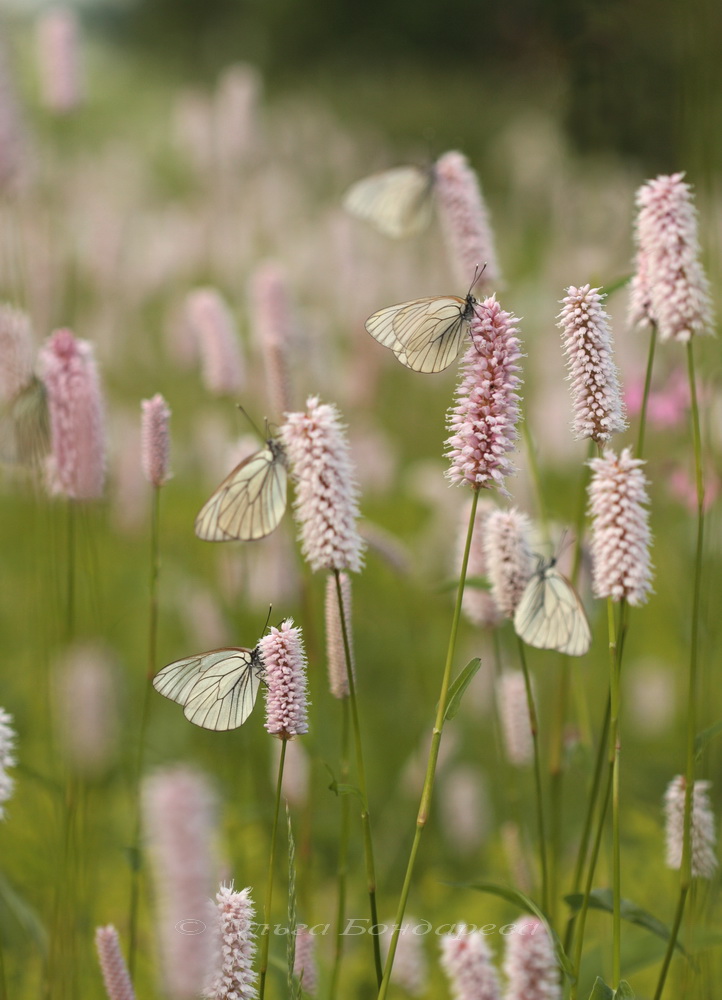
top-left (513, 557), bottom-right (591, 657)
top-left (343, 164), bottom-right (436, 240)
top-left (153, 646), bottom-right (265, 730)
top-left (195, 436), bottom-right (288, 542)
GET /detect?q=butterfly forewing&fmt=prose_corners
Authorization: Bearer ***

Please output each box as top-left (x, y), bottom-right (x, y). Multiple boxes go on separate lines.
top-left (195, 440), bottom-right (288, 542)
top-left (365, 295), bottom-right (474, 373)
top-left (513, 564), bottom-right (591, 657)
top-left (343, 166), bottom-right (434, 239)
top-left (153, 647), bottom-right (263, 731)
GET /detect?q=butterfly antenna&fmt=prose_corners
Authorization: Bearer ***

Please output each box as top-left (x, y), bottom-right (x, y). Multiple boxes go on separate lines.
top-left (262, 604), bottom-right (273, 635)
top-left (236, 404), bottom-right (264, 441)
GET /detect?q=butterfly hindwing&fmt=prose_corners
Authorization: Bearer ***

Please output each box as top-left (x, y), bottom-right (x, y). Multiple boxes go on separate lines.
top-left (365, 295), bottom-right (473, 373)
top-left (195, 439), bottom-right (288, 542)
top-left (343, 165), bottom-right (435, 239)
top-left (513, 564), bottom-right (591, 657)
top-left (153, 647), bottom-right (263, 731)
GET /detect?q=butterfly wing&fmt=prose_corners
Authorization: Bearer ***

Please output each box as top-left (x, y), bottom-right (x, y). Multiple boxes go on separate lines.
top-left (194, 442), bottom-right (288, 542)
top-left (513, 566), bottom-right (592, 657)
top-left (343, 166), bottom-right (434, 239)
top-left (365, 296), bottom-right (470, 373)
top-left (153, 647), bottom-right (262, 731)
top-left (0, 377), bottom-right (50, 467)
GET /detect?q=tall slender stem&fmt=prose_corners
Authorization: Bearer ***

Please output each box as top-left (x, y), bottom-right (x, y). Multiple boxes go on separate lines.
top-left (377, 489), bottom-right (479, 1000)
top-left (128, 485), bottom-right (161, 977)
top-left (333, 570), bottom-right (382, 986)
top-left (259, 739), bottom-right (288, 1000)
top-left (608, 598), bottom-right (622, 987)
top-left (516, 637), bottom-right (549, 914)
top-left (330, 699), bottom-right (351, 997)
top-left (653, 885), bottom-right (689, 1000)
top-left (636, 323), bottom-right (658, 458)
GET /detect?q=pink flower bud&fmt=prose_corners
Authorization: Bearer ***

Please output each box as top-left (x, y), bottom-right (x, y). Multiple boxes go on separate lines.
top-left (141, 393), bottom-right (171, 487)
top-left (95, 926), bottom-right (136, 1000)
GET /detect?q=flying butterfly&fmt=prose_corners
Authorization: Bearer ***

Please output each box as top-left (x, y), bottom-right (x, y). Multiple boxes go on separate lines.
top-left (0, 376), bottom-right (50, 468)
top-left (365, 287), bottom-right (479, 374)
top-left (513, 557), bottom-right (592, 657)
top-left (153, 646), bottom-right (265, 731)
top-left (195, 436), bottom-right (287, 542)
top-left (343, 164), bottom-right (436, 240)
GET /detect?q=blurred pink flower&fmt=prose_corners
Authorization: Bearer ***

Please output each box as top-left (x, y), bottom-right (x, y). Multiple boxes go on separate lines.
top-left (141, 393), bottom-right (171, 487)
top-left (36, 7), bottom-right (83, 114)
top-left (628, 173), bottom-right (714, 342)
top-left (664, 775), bottom-right (717, 880)
top-left (293, 927), bottom-right (318, 996)
top-left (249, 260), bottom-right (294, 417)
top-left (445, 296), bottom-right (523, 495)
top-left (496, 670), bottom-right (533, 767)
top-left (503, 917), bottom-right (560, 1000)
top-left (53, 642), bottom-right (120, 778)
top-left (39, 328), bottom-right (106, 499)
top-left (0, 304), bottom-right (34, 401)
top-left (382, 918), bottom-right (429, 996)
top-left (458, 497), bottom-right (502, 628)
top-left (668, 465), bottom-right (719, 514)
top-left (440, 924), bottom-right (501, 1000)
top-left (0, 707), bottom-right (16, 820)
top-left (435, 151), bottom-right (501, 289)
top-left (0, 38), bottom-right (29, 191)
top-left (281, 396), bottom-right (364, 574)
top-left (483, 508), bottom-right (534, 618)
top-left (203, 884), bottom-right (258, 999)
top-left (95, 926), bottom-right (136, 1000)
top-left (588, 448), bottom-right (653, 606)
top-left (258, 619), bottom-right (309, 740)
top-left (558, 284), bottom-right (626, 444)
top-left (325, 571), bottom-right (354, 698)
top-left (213, 63), bottom-right (262, 172)
top-left (625, 367), bottom-right (689, 430)
top-left (185, 288), bottom-right (245, 396)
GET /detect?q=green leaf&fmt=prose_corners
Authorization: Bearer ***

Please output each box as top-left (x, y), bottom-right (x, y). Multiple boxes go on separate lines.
top-left (695, 720), bottom-right (722, 760)
top-left (438, 575), bottom-right (491, 593)
top-left (443, 658), bottom-right (482, 722)
top-left (615, 982), bottom-right (635, 999)
top-left (588, 978), bottom-right (614, 1000)
top-left (564, 889), bottom-right (689, 960)
top-left (456, 881), bottom-right (575, 981)
top-left (600, 274), bottom-right (633, 297)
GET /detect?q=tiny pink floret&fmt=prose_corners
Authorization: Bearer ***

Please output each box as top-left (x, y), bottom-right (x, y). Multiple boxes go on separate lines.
top-left (259, 618), bottom-right (309, 739)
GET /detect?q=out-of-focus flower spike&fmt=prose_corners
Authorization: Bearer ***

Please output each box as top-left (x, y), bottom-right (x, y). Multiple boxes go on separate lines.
top-left (440, 924), bottom-right (501, 1000)
top-left (249, 260), bottom-right (295, 416)
top-left (435, 151), bottom-right (501, 289)
top-left (482, 508), bottom-right (534, 618)
top-left (141, 393), bottom-right (171, 488)
top-left (325, 571), bottom-right (353, 698)
top-left (95, 925), bottom-right (136, 1000)
top-left (36, 7), bottom-right (83, 114)
top-left (664, 775), bottom-right (717, 880)
top-left (458, 497), bottom-right (501, 627)
top-left (185, 288), bottom-right (245, 397)
top-left (0, 707), bottom-right (17, 820)
top-left (293, 927), bottom-right (318, 996)
top-left (496, 670), bottom-right (533, 767)
top-left (502, 917), bottom-right (561, 1000)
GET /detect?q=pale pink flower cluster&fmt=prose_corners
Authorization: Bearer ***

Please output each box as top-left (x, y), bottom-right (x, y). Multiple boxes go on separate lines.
top-left (213, 63), bottom-right (262, 171)
top-left (203, 884), bottom-right (258, 1000)
top-left (95, 926), bottom-right (136, 1000)
top-left (38, 328), bottom-right (106, 499)
top-left (185, 288), bottom-right (245, 396)
top-left (281, 396), bottom-right (364, 573)
top-left (439, 766), bottom-right (490, 855)
top-left (664, 775), bottom-right (717, 880)
top-left (440, 925), bottom-right (501, 1000)
top-left (382, 918), bottom-right (429, 996)
top-left (502, 917), bottom-right (560, 1000)
top-left (628, 173), bottom-right (714, 342)
top-left (249, 261), bottom-right (294, 416)
top-left (141, 393), bottom-right (172, 487)
top-left (435, 151), bottom-right (501, 289)
top-left (558, 285), bottom-right (627, 444)
top-left (36, 7), bottom-right (83, 113)
top-left (0, 304), bottom-right (34, 401)
top-left (0, 707), bottom-right (16, 819)
top-left (483, 509), bottom-right (534, 618)
top-left (625, 367), bottom-right (689, 430)
top-left (53, 642), bottom-right (119, 777)
top-left (445, 297), bottom-right (523, 494)
top-left (588, 448), bottom-right (653, 606)
top-left (458, 497), bottom-right (502, 628)
top-left (293, 927), bottom-right (318, 996)
top-left (258, 619), bottom-right (309, 739)
top-left (325, 571), bottom-right (354, 698)
top-left (142, 766), bottom-right (216, 998)
top-left (0, 38), bottom-right (28, 190)
top-left (496, 670), bottom-right (533, 767)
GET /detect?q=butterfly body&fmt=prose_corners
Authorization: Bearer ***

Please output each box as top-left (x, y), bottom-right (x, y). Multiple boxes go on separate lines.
top-left (153, 646), bottom-right (265, 730)
top-left (195, 437), bottom-right (288, 542)
top-left (365, 292), bottom-right (477, 373)
top-left (343, 164), bottom-right (435, 239)
top-left (513, 558), bottom-right (591, 657)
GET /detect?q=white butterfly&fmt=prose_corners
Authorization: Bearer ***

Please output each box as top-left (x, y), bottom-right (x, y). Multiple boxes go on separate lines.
top-left (513, 559), bottom-right (592, 657)
top-left (153, 647), bottom-right (265, 730)
top-left (195, 437), bottom-right (288, 542)
top-left (0, 376), bottom-right (50, 467)
top-left (343, 164), bottom-right (436, 239)
top-left (365, 291), bottom-right (478, 373)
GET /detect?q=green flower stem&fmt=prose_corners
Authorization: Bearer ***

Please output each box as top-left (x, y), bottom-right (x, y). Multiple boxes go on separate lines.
top-left (259, 738), bottom-right (288, 1000)
top-left (333, 569), bottom-right (383, 986)
top-left (330, 698), bottom-right (351, 998)
top-left (608, 597), bottom-right (623, 987)
top-left (377, 489), bottom-right (479, 1000)
top-left (128, 485), bottom-right (161, 978)
top-left (656, 341), bottom-right (705, 996)
top-left (636, 323), bottom-right (658, 458)
top-left (516, 636), bottom-right (549, 916)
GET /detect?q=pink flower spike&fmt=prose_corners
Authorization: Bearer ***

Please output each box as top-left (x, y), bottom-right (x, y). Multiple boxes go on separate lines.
top-left (259, 619), bottom-right (309, 740)
top-left (440, 924), bottom-right (501, 1000)
top-left (38, 328), bottom-right (105, 500)
top-left (435, 151), bottom-right (501, 289)
top-left (381, 917), bottom-right (429, 996)
top-left (325, 571), bottom-right (354, 698)
top-left (185, 288), bottom-right (245, 396)
top-left (558, 284), bottom-right (627, 444)
top-left (664, 775), bottom-right (717, 880)
top-left (36, 7), bottom-right (83, 114)
top-left (141, 393), bottom-right (171, 487)
top-left (0, 304), bottom-right (34, 401)
top-left (0, 707), bottom-right (17, 820)
top-left (503, 917), bottom-right (561, 1000)
top-left (588, 447), bottom-right (653, 606)
top-left (445, 296), bottom-right (523, 494)
top-left (483, 508), bottom-right (534, 618)
top-left (95, 926), bottom-right (136, 1000)
top-left (293, 927), bottom-right (318, 996)
top-left (249, 260), bottom-right (295, 417)
top-left (203, 884), bottom-right (258, 999)
top-left (457, 497), bottom-right (502, 628)
top-left (496, 670), bottom-right (533, 767)
top-left (281, 396), bottom-right (365, 574)
top-left (628, 173), bottom-right (714, 342)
